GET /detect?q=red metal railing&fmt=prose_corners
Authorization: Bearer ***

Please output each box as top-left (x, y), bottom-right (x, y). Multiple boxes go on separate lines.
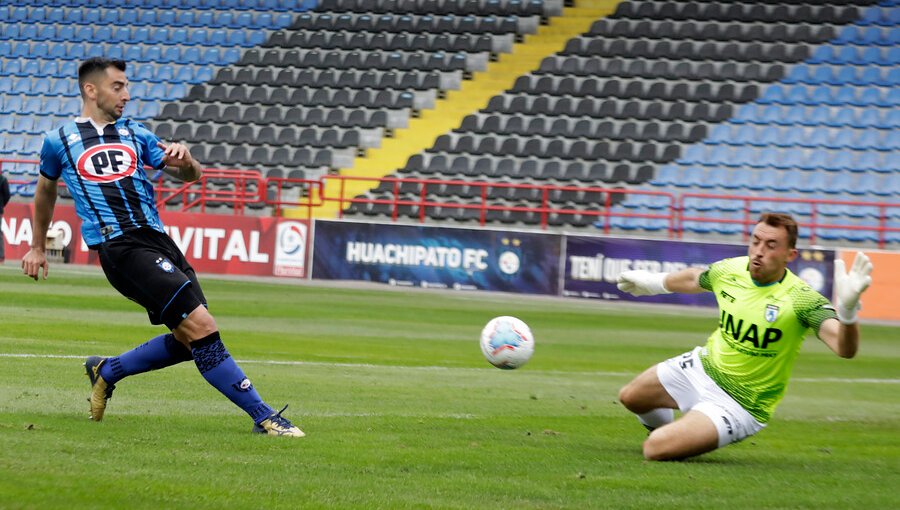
top-left (154, 168), bottom-right (265, 215)
top-left (3, 158), bottom-right (896, 248)
top-left (678, 193), bottom-right (900, 247)
top-left (320, 174), bottom-right (678, 235)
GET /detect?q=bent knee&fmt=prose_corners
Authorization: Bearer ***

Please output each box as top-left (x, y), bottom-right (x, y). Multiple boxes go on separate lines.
top-left (175, 306), bottom-right (218, 341)
top-left (641, 422), bottom-right (719, 461)
top-left (642, 434), bottom-right (673, 461)
top-left (618, 384), bottom-right (635, 408)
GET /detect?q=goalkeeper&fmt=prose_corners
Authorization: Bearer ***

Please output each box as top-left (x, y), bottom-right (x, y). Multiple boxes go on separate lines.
top-left (616, 213), bottom-right (873, 461)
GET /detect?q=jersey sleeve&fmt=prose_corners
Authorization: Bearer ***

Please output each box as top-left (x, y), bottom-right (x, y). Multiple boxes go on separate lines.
top-left (698, 257), bottom-right (732, 291)
top-left (39, 133), bottom-right (62, 180)
top-left (131, 121), bottom-right (166, 170)
top-left (791, 287), bottom-right (838, 332)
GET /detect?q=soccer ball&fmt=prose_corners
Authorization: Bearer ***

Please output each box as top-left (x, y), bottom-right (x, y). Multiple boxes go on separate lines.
top-left (480, 316), bottom-right (534, 370)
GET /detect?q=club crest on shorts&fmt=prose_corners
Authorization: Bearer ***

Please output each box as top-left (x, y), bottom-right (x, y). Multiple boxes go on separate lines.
top-left (765, 304), bottom-right (779, 323)
top-left (155, 257), bottom-right (174, 273)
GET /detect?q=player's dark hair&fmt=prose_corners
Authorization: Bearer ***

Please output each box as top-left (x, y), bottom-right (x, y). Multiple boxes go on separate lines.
top-left (758, 212), bottom-right (798, 248)
top-left (77, 58), bottom-right (127, 97)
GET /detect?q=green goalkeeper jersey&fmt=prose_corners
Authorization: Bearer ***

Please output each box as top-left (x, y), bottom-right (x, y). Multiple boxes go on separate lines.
top-left (698, 256), bottom-right (837, 423)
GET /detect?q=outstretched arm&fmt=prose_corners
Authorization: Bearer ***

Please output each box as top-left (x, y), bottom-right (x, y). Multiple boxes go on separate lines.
top-left (818, 252), bottom-right (873, 359)
top-left (22, 175), bottom-right (58, 280)
top-left (818, 319), bottom-right (859, 359)
top-left (617, 267), bottom-right (707, 296)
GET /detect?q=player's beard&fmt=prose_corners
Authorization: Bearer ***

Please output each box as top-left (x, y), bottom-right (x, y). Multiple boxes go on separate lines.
top-left (98, 99), bottom-right (124, 122)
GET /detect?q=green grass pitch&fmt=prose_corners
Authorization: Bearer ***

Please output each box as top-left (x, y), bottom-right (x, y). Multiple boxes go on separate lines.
top-left (0, 265), bottom-right (897, 509)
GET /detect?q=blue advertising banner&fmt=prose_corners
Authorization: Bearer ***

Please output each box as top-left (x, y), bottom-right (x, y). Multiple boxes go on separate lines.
top-left (312, 220), bottom-right (562, 295)
top-left (563, 236), bottom-right (834, 306)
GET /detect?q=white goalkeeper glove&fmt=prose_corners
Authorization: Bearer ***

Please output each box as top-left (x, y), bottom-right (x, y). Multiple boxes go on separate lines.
top-left (616, 270), bottom-right (671, 297)
top-left (833, 252), bottom-right (873, 325)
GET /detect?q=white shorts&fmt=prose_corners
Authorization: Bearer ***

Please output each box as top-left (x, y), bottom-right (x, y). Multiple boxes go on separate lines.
top-left (657, 346), bottom-right (766, 447)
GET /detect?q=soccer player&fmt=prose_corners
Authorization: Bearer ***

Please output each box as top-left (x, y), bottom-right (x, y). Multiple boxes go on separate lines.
top-left (616, 213), bottom-right (873, 460)
top-left (21, 57), bottom-right (305, 437)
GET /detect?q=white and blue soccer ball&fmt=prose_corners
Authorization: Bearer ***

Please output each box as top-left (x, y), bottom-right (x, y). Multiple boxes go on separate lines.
top-left (480, 316), bottom-right (535, 370)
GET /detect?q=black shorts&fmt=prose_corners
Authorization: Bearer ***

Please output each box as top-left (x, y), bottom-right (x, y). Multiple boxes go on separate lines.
top-left (96, 228), bottom-right (207, 330)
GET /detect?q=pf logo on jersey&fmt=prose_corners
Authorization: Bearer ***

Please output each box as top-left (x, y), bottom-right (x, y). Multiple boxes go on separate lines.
top-left (76, 143), bottom-right (138, 183)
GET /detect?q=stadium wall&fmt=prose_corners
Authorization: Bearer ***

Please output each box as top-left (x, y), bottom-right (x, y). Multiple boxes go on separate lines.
top-left (2, 207), bottom-right (896, 321)
top-left (2, 203), bottom-right (309, 277)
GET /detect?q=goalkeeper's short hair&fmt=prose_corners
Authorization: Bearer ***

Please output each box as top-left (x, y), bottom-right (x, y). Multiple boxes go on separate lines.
top-left (758, 212), bottom-right (798, 248)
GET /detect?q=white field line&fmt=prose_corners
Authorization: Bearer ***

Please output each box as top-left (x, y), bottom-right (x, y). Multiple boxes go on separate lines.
top-left (1, 353), bottom-right (898, 384)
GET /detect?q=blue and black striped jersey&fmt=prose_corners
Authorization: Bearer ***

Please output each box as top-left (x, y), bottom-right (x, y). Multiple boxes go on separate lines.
top-left (40, 117), bottom-right (167, 246)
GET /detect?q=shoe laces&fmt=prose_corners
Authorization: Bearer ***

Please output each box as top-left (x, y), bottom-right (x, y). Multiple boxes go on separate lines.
top-left (268, 405), bottom-right (294, 429)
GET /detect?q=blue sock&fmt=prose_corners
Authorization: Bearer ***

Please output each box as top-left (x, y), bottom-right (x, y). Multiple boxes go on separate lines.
top-left (191, 332), bottom-right (274, 424)
top-left (99, 333), bottom-right (193, 385)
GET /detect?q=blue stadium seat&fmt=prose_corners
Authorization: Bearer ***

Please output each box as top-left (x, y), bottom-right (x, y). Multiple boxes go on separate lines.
top-left (2, 59), bottom-right (22, 76)
top-left (52, 78), bottom-right (79, 98)
top-left (835, 26), bottom-right (862, 45)
top-left (171, 28), bottom-right (190, 45)
top-left (189, 29), bottom-right (209, 46)
top-left (194, 11), bottom-right (214, 27)
top-left (156, 10), bottom-right (177, 26)
top-left (124, 45), bottom-right (142, 62)
top-left (133, 64), bottom-right (155, 81)
top-left (757, 84), bottom-right (785, 104)
top-left (0, 135), bottom-right (25, 155)
top-left (60, 60), bottom-right (77, 78)
top-left (813, 66), bottom-right (847, 86)
top-left (61, 97), bottom-right (80, 116)
top-left (22, 96), bottom-right (42, 114)
top-left (143, 46), bottom-right (163, 64)
top-left (65, 44), bottom-right (86, 61)
top-left (889, 27), bottom-right (900, 46)
top-left (3, 24), bottom-right (20, 41)
top-left (100, 9), bottom-right (118, 24)
top-left (885, 109), bottom-right (900, 129)
top-left (39, 60), bottom-right (59, 77)
top-left (782, 64), bottom-right (811, 85)
top-left (769, 128), bottom-right (799, 148)
top-left (174, 66), bottom-right (196, 82)
top-left (649, 165), bottom-right (678, 186)
top-left (681, 220), bottom-right (714, 235)
top-left (208, 29), bottom-right (229, 46)
top-left (146, 83), bottom-right (166, 100)
top-left (179, 46), bottom-right (200, 65)
top-left (132, 27), bottom-right (151, 43)
top-left (80, 9), bottom-right (102, 26)
top-left (808, 45), bottom-right (836, 64)
top-left (0, 77), bottom-right (15, 94)
top-left (851, 66), bottom-right (886, 86)
top-left (194, 67), bottom-right (214, 82)
top-left (0, 95), bottom-right (22, 114)
top-left (155, 65), bottom-right (175, 83)
top-left (28, 6), bottom-right (47, 23)
top-left (32, 116), bottom-right (54, 134)
top-left (679, 144), bottom-right (707, 165)
top-left (129, 83), bottom-right (149, 99)
top-left (705, 124), bottom-right (731, 145)
top-left (227, 30), bottom-right (247, 46)
top-left (0, 115), bottom-right (16, 133)
top-left (137, 100), bottom-right (160, 119)
top-left (42, 96), bottom-right (61, 115)
top-left (112, 27), bottom-right (131, 43)
top-left (86, 45), bottom-right (107, 59)
top-left (168, 83), bottom-right (187, 100)
top-left (10, 6), bottom-right (27, 22)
